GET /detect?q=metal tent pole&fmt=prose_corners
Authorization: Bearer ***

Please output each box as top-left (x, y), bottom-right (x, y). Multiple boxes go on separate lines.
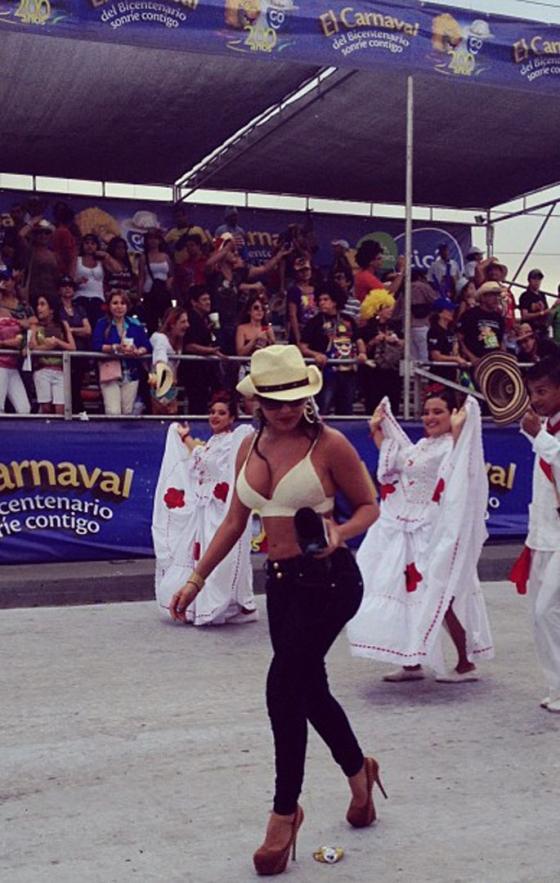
top-left (403, 75), bottom-right (414, 420)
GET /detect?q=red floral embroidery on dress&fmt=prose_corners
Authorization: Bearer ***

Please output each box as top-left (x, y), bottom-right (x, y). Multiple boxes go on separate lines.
top-left (164, 487), bottom-right (185, 509)
top-left (213, 482), bottom-right (229, 502)
top-left (193, 541), bottom-right (201, 561)
top-left (432, 477), bottom-right (445, 503)
top-left (405, 562), bottom-right (423, 593)
top-left (380, 482), bottom-right (396, 500)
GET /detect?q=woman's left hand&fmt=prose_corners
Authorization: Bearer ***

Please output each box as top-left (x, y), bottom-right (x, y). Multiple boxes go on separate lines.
top-left (314, 518), bottom-right (343, 559)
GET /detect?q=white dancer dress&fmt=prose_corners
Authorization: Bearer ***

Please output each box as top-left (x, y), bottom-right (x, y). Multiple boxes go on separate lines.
top-left (347, 396), bottom-right (494, 675)
top-left (152, 423), bottom-right (256, 625)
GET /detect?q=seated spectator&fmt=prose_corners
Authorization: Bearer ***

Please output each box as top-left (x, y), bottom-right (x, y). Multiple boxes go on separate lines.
top-left (300, 289), bottom-right (366, 415)
top-left (103, 236), bottom-right (137, 303)
top-left (165, 203), bottom-right (210, 256)
top-left (235, 293), bottom-right (276, 358)
top-left (286, 257), bottom-right (318, 345)
top-left (182, 285), bottom-right (223, 414)
top-left (360, 290), bottom-right (403, 415)
top-left (354, 240), bottom-right (405, 302)
top-left (29, 292), bottom-right (76, 415)
top-left (215, 206), bottom-right (246, 252)
top-left (174, 233), bottom-right (208, 304)
top-left (463, 245), bottom-right (484, 282)
top-left (92, 291), bottom-right (150, 416)
top-left (519, 269), bottom-right (555, 342)
top-left (138, 229), bottom-right (174, 335)
top-left (74, 233), bottom-right (106, 328)
top-left (427, 243), bottom-right (460, 298)
top-left (206, 236), bottom-right (287, 355)
top-left (409, 267), bottom-right (438, 362)
top-left (150, 307), bottom-right (189, 415)
top-left (52, 201), bottom-right (79, 277)
top-left (458, 282), bottom-right (505, 366)
top-left (58, 275), bottom-right (91, 413)
top-left (0, 271), bottom-right (31, 414)
top-left (427, 297), bottom-right (469, 384)
top-left (515, 322), bottom-right (559, 365)
top-left (456, 279), bottom-right (477, 321)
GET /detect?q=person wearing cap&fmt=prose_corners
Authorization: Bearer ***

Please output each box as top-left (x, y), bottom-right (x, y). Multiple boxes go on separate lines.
top-left (0, 270), bottom-right (31, 414)
top-left (169, 345), bottom-right (382, 874)
top-left (458, 281), bottom-right (506, 367)
top-left (58, 275), bottom-right (91, 413)
top-left (329, 239), bottom-right (353, 285)
top-left (514, 356), bottom-right (560, 712)
top-left (215, 206), bottom-right (246, 252)
top-left (18, 216), bottom-right (59, 304)
top-left (427, 243), bottom-right (461, 299)
top-left (427, 296), bottom-right (469, 384)
top-left (299, 287), bottom-right (366, 415)
top-left (519, 270), bottom-right (556, 342)
top-left (515, 322), bottom-right (559, 366)
top-left (463, 245), bottom-right (484, 282)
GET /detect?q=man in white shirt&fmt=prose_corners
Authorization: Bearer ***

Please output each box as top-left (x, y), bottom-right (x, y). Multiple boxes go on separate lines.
top-left (427, 243), bottom-right (461, 299)
top-left (517, 356), bottom-right (560, 711)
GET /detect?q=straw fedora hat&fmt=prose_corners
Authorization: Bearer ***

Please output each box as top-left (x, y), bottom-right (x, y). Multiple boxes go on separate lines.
top-left (236, 344), bottom-right (323, 401)
top-left (150, 362), bottom-right (175, 399)
top-left (474, 351), bottom-right (529, 425)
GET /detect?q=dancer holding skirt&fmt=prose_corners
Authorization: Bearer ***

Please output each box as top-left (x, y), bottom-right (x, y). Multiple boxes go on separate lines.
top-left (348, 390), bottom-right (494, 682)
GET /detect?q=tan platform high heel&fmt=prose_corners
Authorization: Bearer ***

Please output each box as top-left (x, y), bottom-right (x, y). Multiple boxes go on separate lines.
top-left (253, 805), bottom-right (304, 876)
top-left (346, 757), bottom-right (388, 828)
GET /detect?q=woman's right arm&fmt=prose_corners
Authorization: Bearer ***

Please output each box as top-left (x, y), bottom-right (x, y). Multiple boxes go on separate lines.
top-left (169, 439), bottom-right (253, 621)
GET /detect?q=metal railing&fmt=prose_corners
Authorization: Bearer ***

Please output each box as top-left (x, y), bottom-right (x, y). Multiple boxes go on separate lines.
top-left (0, 349), bottom-right (535, 421)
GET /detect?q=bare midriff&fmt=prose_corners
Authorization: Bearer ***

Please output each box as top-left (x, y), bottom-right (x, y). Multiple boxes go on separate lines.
top-left (262, 512), bottom-right (334, 560)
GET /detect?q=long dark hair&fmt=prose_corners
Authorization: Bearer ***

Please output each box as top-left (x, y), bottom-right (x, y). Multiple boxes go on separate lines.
top-left (103, 290), bottom-right (130, 340)
top-left (423, 387), bottom-right (462, 411)
top-left (107, 236), bottom-right (133, 274)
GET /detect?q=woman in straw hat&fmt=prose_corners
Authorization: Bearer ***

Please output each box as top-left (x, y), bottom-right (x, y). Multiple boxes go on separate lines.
top-left (347, 388), bottom-right (494, 684)
top-left (169, 344), bottom-right (381, 876)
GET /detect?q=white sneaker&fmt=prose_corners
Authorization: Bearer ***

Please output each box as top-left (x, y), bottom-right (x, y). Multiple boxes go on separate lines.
top-left (540, 696), bottom-right (551, 709)
top-left (228, 608), bottom-right (259, 625)
top-left (382, 668), bottom-right (425, 682)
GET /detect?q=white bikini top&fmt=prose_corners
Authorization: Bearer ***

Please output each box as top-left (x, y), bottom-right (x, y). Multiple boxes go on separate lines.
top-left (236, 434), bottom-right (334, 518)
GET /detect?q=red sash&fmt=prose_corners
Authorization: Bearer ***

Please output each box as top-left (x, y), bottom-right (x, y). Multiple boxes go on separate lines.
top-left (539, 416), bottom-right (560, 483)
top-left (509, 545), bottom-right (532, 595)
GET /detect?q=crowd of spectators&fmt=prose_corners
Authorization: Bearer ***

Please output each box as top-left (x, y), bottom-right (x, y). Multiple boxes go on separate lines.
top-left (1, 196), bottom-right (560, 418)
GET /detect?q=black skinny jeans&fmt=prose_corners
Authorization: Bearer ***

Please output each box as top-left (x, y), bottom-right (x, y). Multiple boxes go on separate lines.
top-left (265, 547), bottom-right (365, 815)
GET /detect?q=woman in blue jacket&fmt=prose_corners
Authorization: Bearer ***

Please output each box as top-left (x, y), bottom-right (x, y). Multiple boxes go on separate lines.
top-left (92, 290), bottom-right (151, 415)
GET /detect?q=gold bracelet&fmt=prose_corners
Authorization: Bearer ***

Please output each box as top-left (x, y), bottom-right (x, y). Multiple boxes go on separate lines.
top-left (186, 571), bottom-right (205, 591)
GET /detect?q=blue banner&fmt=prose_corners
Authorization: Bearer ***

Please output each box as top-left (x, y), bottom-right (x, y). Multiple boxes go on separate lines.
top-left (1, 0), bottom-right (560, 94)
top-left (0, 190), bottom-right (471, 273)
top-left (0, 418), bottom-right (534, 564)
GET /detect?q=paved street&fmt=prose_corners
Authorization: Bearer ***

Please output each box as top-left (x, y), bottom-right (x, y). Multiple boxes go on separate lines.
top-left (1, 582), bottom-right (559, 883)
